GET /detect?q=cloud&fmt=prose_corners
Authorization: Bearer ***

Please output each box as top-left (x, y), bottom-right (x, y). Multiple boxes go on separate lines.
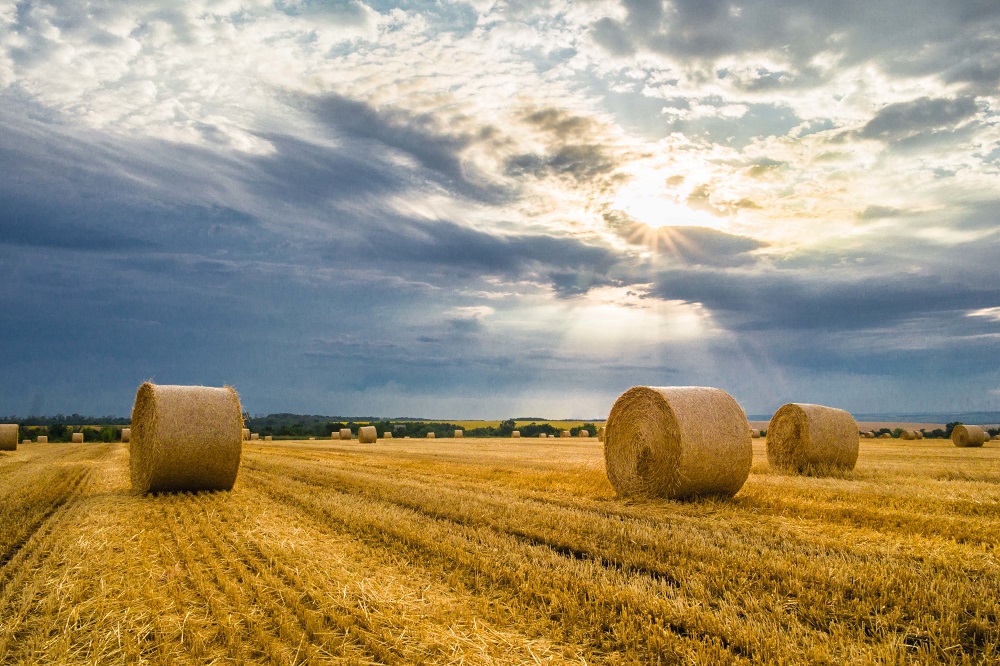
top-left (859, 96), bottom-right (980, 142)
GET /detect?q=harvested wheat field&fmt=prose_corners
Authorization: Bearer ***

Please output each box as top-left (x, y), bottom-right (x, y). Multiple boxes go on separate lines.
top-left (1, 438), bottom-right (999, 664)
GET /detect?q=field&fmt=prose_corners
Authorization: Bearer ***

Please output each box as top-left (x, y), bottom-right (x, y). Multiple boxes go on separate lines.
top-left (1, 437), bottom-right (999, 664)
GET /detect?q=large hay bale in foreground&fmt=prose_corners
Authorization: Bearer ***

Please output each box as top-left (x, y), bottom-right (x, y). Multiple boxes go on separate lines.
top-left (339, 428), bottom-right (352, 440)
top-left (952, 425), bottom-right (986, 448)
top-left (130, 383), bottom-right (243, 494)
top-left (455, 430), bottom-right (464, 438)
top-left (37, 435), bottom-right (48, 443)
top-left (71, 432), bottom-right (84, 443)
top-left (358, 426), bottom-right (377, 443)
top-left (604, 386), bottom-right (752, 499)
top-left (0, 424), bottom-right (18, 451)
top-left (426, 432), bottom-right (436, 439)
top-left (512, 430), bottom-right (520, 438)
top-left (122, 427), bottom-right (131, 443)
top-left (766, 403), bottom-right (859, 472)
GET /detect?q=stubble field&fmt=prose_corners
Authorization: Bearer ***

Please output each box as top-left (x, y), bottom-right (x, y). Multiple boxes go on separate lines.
top-left (1, 436), bottom-right (998, 664)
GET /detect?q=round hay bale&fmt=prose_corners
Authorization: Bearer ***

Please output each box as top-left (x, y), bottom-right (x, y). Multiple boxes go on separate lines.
top-left (130, 383), bottom-right (243, 494)
top-left (339, 428), bottom-right (352, 440)
top-left (604, 386), bottom-right (751, 499)
top-left (21, 439), bottom-right (30, 445)
top-left (598, 426), bottom-right (606, 442)
top-left (71, 432), bottom-right (84, 443)
top-left (879, 433), bottom-right (891, 438)
top-left (0, 424), bottom-right (18, 451)
top-left (426, 432), bottom-right (436, 439)
top-left (577, 429), bottom-right (589, 437)
top-left (358, 426), bottom-right (377, 443)
top-left (952, 425), bottom-right (986, 448)
top-left (766, 403), bottom-right (859, 472)
top-left (455, 429), bottom-right (464, 438)
top-left (383, 431), bottom-right (393, 439)
top-left (309, 437), bottom-right (316, 440)
top-left (900, 430), bottom-right (916, 440)
top-left (916, 431), bottom-right (924, 440)
top-left (250, 433), bottom-right (259, 441)
top-left (241, 428), bottom-right (249, 440)
top-left (122, 427), bottom-right (131, 443)
top-left (264, 435), bottom-right (273, 441)
top-left (512, 430), bottom-right (520, 438)
top-left (560, 430), bottom-right (570, 438)
top-left (538, 433), bottom-right (547, 439)
top-left (37, 435), bottom-right (48, 443)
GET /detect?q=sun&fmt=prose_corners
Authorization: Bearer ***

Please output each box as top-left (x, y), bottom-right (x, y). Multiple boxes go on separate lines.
top-left (610, 173), bottom-right (730, 232)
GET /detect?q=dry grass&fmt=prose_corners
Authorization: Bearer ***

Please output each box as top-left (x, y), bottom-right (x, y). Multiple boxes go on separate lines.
top-left (1, 438), bottom-right (999, 664)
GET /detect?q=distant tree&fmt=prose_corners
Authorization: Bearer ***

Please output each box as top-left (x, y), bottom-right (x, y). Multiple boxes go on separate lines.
top-left (48, 423), bottom-right (67, 442)
top-left (891, 427), bottom-right (904, 439)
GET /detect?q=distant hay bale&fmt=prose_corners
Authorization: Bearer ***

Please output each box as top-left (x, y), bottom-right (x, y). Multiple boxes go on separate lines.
top-left (538, 433), bottom-right (547, 439)
top-left (122, 427), bottom-right (131, 443)
top-left (916, 431), bottom-right (924, 440)
top-left (578, 429), bottom-right (589, 437)
top-left (264, 435), bottom-right (272, 441)
top-left (900, 430), bottom-right (917, 440)
top-left (71, 432), bottom-right (84, 443)
top-left (383, 431), bottom-right (393, 439)
top-left (512, 430), bottom-right (520, 438)
top-left (560, 430), bottom-right (570, 438)
top-left (598, 426), bottom-right (605, 441)
top-left (766, 403), bottom-right (859, 472)
top-left (426, 432), bottom-right (436, 439)
top-left (250, 433), bottom-right (259, 441)
top-left (339, 428), bottom-right (352, 440)
top-left (0, 424), bottom-right (17, 451)
top-left (130, 382), bottom-right (243, 494)
top-left (604, 386), bottom-right (751, 499)
top-left (37, 435), bottom-right (48, 443)
top-left (242, 428), bottom-right (249, 440)
top-left (952, 425), bottom-right (986, 448)
top-left (879, 433), bottom-right (891, 438)
top-left (549, 434), bottom-right (555, 438)
top-left (21, 439), bottom-right (29, 445)
top-left (358, 426), bottom-right (377, 443)
top-left (750, 428), bottom-right (760, 439)
top-left (455, 429), bottom-right (464, 438)
top-left (309, 437), bottom-right (316, 440)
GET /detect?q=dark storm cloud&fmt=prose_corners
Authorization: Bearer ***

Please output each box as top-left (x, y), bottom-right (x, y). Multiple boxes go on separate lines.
top-left (645, 268), bottom-right (1000, 333)
top-left (590, 1), bottom-right (1000, 92)
top-left (859, 97), bottom-right (979, 142)
top-left (310, 94), bottom-right (507, 203)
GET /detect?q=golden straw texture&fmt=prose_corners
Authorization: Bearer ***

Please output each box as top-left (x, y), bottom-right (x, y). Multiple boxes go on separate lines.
top-left (339, 428), bottom-right (352, 440)
top-left (900, 430), bottom-right (917, 440)
top-left (577, 429), bottom-right (588, 437)
top-left (358, 426), bottom-right (377, 443)
top-left (560, 430), bottom-right (570, 438)
top-left (383, 431), bottom-right (393, 439)
top-left (598, 426), bottom-right (605, 442)
top-left (130, 382), bottom-right (244, 494)
top-left (37, 435), bottom-right (48, 443)
top-left (426, 432), bottom-right (436, 439)
top-left (71, 432), bottom-right (84, 443)
top-left (952, 424), bottom-right (986, 448)
top-left (250, 433), bottom-right (259, 441)
top-left (121, 427), bottom-right (131, 443)
top-left (604, 386), bottom-right (752, 499)
top-left (0, 424), bottom-right (17, 451)
top-left (454, 430), bottom-right (464, 438)
top-left (512, 431), bottom-right (520, 438)
top-left (766, 403), bottom-right (859, 472)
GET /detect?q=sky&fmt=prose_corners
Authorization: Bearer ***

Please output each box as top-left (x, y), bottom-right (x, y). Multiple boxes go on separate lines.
top-left (2, 0), bottom-right (1000, 419)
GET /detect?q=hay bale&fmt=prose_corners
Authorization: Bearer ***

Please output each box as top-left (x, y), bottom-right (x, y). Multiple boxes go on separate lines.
top-left (538, 433), bottom-right (547, 439)
top-left (264, 435), bottom-right (273, 441)
top-left (604, 386), bottom-right (751, 499)
top-left (426, 432), bottom-right (436, 439)
top-left (900, 430), bottom-right (916, 440)
top-left (37, 435), bottom-right (48, 443)
top-left (122, 427), bottom-right (131, 443)
top-left (242, 428), bottom-right (249, 440)
top-left (250, 433), bottom-right (259, 441)
top-left (130, 382), bottom-right (243, 494)
top-left (512, 430), bottom-right (520, 438)
top-left (71, 432), bottom-right (84, 443)
top-left (309, 437), bottom-right (316, 440)
top-left (339, 428), bottom-right (352, 440)
top-left (598, 426), bottom-right (605, 441)
top-left (879, 433), bottom-right (891, 438)
top-left (560, 430), bottom-right (570, 438)
top-left (455, 429), bottom-right (464, 438)
top-left (0, 424), bottom-right (18, 451)
top-left (766, 403), bottom-right (859, 472)
top-left (358, 426), bottom-right (377, 443)
top-left (21, 439), bottom-right (29, 445)
top-left (383, 431), bottom-right (393, 439)
top-left (952, 424), bottom-right (986, 447)
top-left (916, 431), bottom-right (924, 439)
top-left (577, 429), bottom-right (589, 437)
